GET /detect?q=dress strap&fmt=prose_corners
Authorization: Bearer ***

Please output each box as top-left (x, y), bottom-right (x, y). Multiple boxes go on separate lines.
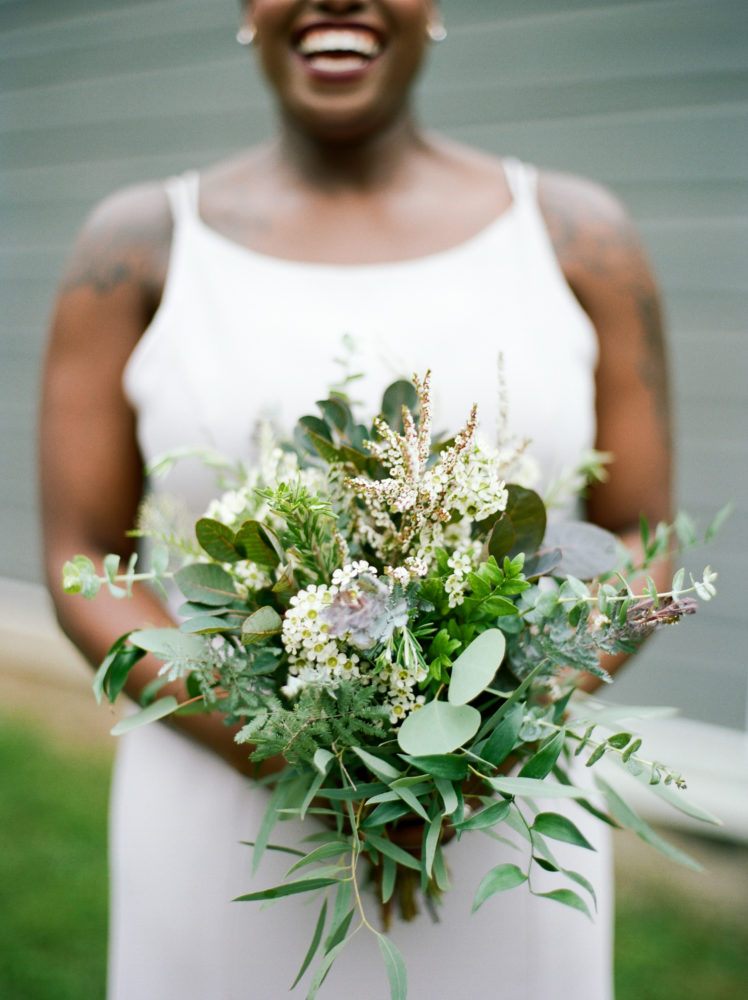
top-left (163, 170), bottom-right (200, 225)
top-left (502, 157), bottom-right (539, 204)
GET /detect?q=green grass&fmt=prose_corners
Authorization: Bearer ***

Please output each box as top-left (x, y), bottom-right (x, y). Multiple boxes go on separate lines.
top-left (1, 709), bottom-right (746, 999)
top-left (0, 712), bottom-right (111, 1000)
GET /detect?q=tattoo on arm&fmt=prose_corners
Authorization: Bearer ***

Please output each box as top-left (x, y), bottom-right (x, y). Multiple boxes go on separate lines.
top-left (541, 181), bottom-right (671, 452)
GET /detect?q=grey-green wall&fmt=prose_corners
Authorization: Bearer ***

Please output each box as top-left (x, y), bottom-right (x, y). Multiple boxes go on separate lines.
top-left (2, 0), bottom-right (746, 728)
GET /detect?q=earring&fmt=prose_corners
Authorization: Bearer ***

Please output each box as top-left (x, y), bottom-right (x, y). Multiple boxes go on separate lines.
top-left (427, 22), bottom-right (447, 43)
top-left (236, 25), bottom-right (256, 46)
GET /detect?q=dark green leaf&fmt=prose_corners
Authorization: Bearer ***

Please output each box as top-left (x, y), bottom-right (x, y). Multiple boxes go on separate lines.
top-left (290, 899), bottom-right (328, 989)
top-left (299, 415), bottom-right (333, 443)
top-left (381, 380), bottom-right (419, 433)
top-left (234, 877), bottom-right (339, 902)
top-left (519, 730), bottom-right (565, 779)
top-left (489, 486), bottom-right (547, 562)
top-left (481, 702), bottom-right (523, 767)
top-left (532, 811), bottom-right (595, 850)
top-left (522, 547), bottom-right (562, 578)
top-left (235, 520), bottom-right (283, 567)
top-left (92, 633), bottom-right (145, 704)
top-left (399, 754), bottom-right (468, 781)
top-left (195, 518), bottom-right (242, 563)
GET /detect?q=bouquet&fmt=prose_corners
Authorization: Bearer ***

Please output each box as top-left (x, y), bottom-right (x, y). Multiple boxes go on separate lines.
top-left (63, 372), bottom-right (722, 999)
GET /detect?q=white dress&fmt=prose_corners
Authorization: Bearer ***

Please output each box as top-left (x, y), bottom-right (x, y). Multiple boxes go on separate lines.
top-left (110, 159), bottom-right (613, 999)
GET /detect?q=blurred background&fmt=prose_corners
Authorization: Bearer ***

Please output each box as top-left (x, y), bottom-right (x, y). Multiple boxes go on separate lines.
top-left (1, 1), bottom-right (746, 997)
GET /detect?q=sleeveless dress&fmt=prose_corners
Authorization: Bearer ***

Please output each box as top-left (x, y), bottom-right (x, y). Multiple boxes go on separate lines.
top-left (111, 159), bottom-right (613, 999)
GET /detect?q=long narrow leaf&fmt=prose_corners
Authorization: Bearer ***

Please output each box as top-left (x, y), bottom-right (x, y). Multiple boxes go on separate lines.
top-left (290, 899), bottom-right (328, 989)
top-left (377, 934), bottom-right (408, 1000)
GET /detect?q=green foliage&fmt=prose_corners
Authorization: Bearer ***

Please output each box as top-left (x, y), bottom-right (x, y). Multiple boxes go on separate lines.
top-left (237, 683), bottom-right (388, 767)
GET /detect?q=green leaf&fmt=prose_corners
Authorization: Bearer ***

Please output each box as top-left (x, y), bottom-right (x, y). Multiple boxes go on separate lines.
top-left (536, 888), bottom-right (592, 918)
top-left (448, 629), bottom-right (506, 705)
top-left (92, 633), bottom-right (145, 704)
top-left (62, 554), bottom-right (101, 599)
top-left (241, 606), bottom-right (283, 645)
top-left (128, 628), bottom-right (205, 661)
top-left (543, 521), bottom-right (619, 579)
top-left (299, 414), bottom-right (333, 443)
top-left (594, 776), bottom-right (702, 870)
top-left (316, 397), bottom-right (352, 434)
top-left (423, 814), bottom-right (442, 878)
top-left (175, 563), bottom-right (238, 605)
top-left (472, 863), bottom-right (527, 912)
top-left (179, 615), bottom-right (233, 634)
top-left (235, 520), bottom-right (283, 567)
top-left (364, 833), bottom-right (421, 872)
top-left (381, 380), bottom-right (419, 433)
top-left (252, 781), bottom-right (288, 875)
top-left (488, 486), bottom-right (547, 562)
top-left (391, 783), bottom-right (430, 821)
top-left (487, 775), bottom-right (594, 800)
top-left (285, 841), bottom-right (351, 876)
top-left (195, 518), bottom-right (243, 563)
top-left (377, 934), bottom-right (408, 1000)
top-left (110, 696), bottom-right (180, 735)
top-left (519, 731), bottom-right (565, 779)
top-left (399, 754), bottom-right (468, 781)
top-left (306, 939), bottom-right (350, 999)
top-left (453, 798), bottom-right (511, 833)
top-left (532, 812), bottom-right (595, 850)
top-left (481, 702), bottom-right (523, 767)
top-left (313, 748), bottom-right (335, 776)
top-left (397, 701), bottom-right (481, 755)
top-left (381, 854), bottom-right (397, 903)
top-left (434, 776), bottom-right (459, 817)
top-left (290, 899), bottom-right (328, 989)
top-left (234, 876), bottom-right (339, 902)
top-left (351, 746), bottom-right (403, 782)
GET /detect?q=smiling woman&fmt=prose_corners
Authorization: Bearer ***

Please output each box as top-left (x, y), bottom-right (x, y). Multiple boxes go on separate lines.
top-left (39, 1), bottom-right (673, 998)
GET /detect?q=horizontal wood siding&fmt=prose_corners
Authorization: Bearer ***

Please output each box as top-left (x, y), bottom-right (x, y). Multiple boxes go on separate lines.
top-left (1, 0), bottom-right (745, 727)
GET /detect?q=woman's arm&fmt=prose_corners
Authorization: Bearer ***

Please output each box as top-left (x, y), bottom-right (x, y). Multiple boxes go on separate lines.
top-left (538, 170), bottom-right (673, 687)
top-left (39, 184), bottom-right (279, 777)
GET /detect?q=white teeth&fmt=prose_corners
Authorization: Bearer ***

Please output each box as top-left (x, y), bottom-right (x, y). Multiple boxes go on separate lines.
top-left (298, 28), bottom-right (381, 59)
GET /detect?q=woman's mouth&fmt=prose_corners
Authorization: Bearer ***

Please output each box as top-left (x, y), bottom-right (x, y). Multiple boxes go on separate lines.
top-left (294, 25), bottom-right (383, 76)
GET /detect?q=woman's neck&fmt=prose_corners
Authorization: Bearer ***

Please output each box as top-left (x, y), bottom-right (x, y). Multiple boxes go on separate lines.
top-left (273, 110), bottom-right (428, 191)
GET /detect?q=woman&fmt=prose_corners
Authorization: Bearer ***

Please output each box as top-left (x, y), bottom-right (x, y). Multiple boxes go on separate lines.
top-left (40, 1), bottom-right (671, 997)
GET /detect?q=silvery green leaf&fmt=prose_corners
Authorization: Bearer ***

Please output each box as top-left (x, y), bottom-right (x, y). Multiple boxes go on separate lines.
top-left (472, 863), bottom-right (527, 912)
top-left (397, 701), bottom-right (481, 755)
top-left (544, 521), bottom-right (619, 579)
top-left (377, 934), bottom-right (408, 1000)
top-left (448, 628), bottom-right (506, 705)
top-left (110, 696), bottom-right (180, 735)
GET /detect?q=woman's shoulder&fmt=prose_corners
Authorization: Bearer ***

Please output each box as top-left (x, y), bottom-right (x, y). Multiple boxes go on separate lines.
top-left (535, 166), bottom-right (654, 308)
top-left (59, 179), bottom-right (174, 304)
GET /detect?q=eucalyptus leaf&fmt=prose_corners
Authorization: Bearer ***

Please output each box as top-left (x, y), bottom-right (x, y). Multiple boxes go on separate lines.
top-left (377, 934), bottom-right (408, 1000)
top-left (398, 754), bottom-right (468, 781)
top-left (543, 521), bottom-right (619, 579)
top-left (129, 628), bottom-right (205, 661)
top-left (110, 696), bottom-right (180, 735)
top-left (381, 380), bottom-right (419, 433)
top-left (352, 746), bottom-right (403, 781)
top-left (397, 700), bottom-right (481, 755)
top-left (195, 518), bottom-right (242, 563)
top-left (234, 876), bottom-right (339, 902)
top-left (487, 776), bottom-right (595, 800)
top-left (472, 863), bottom-right (527, 912)
top-left (235, 520), bottom-right (283, 567)
top-left (241, 606), bottom-right (283, 645)
top-left (92, 633), bottom-right (145, 705)
top-left (519, 730), bottom-right (565, 779)
top-left (535, 887), bottom-right (592, 919)
top-left (174, 563), bottom-right (238, 605)
top-left (532, 812), bottom-right (596, 850)
top-left (290, 899), bottom-right (328, 989)
top-left (453, 798), bottom-right (511, 833)
top-left (488, 486), bottom-right (547, 562)
top-left (364, 833), bottom-right (421, 872)
top-left (448, 629), bottom-right (506, 705)
top-left (481, 702), bottom-right (523, 767)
